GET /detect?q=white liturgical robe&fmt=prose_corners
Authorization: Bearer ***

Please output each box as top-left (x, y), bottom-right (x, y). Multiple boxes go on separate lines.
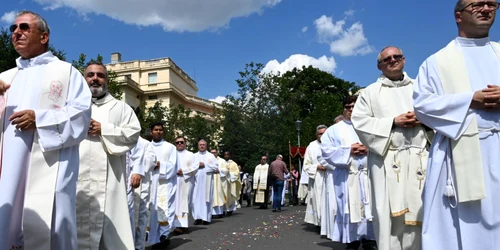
top-left (303, 140), bottom-right (327, 226)
top-left (0, 52), bottom-right (91, 250)
top-left (174, 149), bottom-right (198, 228)
top-left (192, 151), bottom-right (219, 222)
top-left (414, 37), bottom-right (500, 250)
top-left (321, 120), bottom-right (375, 243)
top-left (351, 72), bottom-right (431, 250)
top-left (148, 140), bottom-right (177, 245)
top-left (77, 93), bottom-right (141, 250)
top-left (226, 160), bottom-right (242, 211)
top-left (126, 137), bottom-right (156, 250)
top-left (213, 156), bottom-right (228, 215)
top-left (253, 163), bottom-right (269, 205)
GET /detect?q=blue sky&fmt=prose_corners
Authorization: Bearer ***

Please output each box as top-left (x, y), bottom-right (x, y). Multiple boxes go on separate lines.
top-left (2, 0), bottom-right (499, 102)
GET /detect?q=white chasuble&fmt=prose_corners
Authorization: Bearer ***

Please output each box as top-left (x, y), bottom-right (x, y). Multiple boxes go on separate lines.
top-left (148, 140), bottom-right (176, 245)
top-left (303, 140), bottom-right (326, 226)
top-left (414, 37), bottom-right (500, 250)
top-left (77, 93), bottom-right (141, 250)
top-left (253, 163), bottom-right (269, 204)
top-left (321, 120), bottom-right (375, 243)
top-left (192, 151), bottom-right (219, 222)
top-left (213, 157), bottom-right (228, 214)
top-left (174, 150), bottom-right (198, 228)
top-left (0, 52), bottom-right (91, 250)
top-left (351, 73), bottom-right (431, 250)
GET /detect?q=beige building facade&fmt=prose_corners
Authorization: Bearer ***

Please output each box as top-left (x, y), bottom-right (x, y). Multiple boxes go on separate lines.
top-left (105, 52), bottom-right (221, 118)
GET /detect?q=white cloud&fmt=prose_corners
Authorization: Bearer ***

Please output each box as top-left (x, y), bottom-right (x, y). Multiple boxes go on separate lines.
top-left (314, 15), bottom-right (345, 42)
top-left (301, 26), bottom-right (308, 32)
top-left (209, 96), bottom-right (227, 104)
top-left (34, 0), bottom-right (282, 32)
top-left (314, 15), bottom-right (373, 56)
top-left (328, 22), bottom-right (373, 56)
top-left (1, 11), bottom-right (17, 24)
top-left (344, 10), bottom-right (355, 17)
top-left (262, 54), bottom-right (336, 75)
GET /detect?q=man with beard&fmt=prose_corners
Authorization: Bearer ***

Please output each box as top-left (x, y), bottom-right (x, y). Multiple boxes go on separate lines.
top-left (0, 10), bottom-right (92, 250)
top-left (147, 122), bottom-right (177, 248)
top-left (351, 46), bottom-right (432, 250)
top-left (413, 1), bottom-right (500, 249)
top-left (76, 62), bottom-right (141, 250)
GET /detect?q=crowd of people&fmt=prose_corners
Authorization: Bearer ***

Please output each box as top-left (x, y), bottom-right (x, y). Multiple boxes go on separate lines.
top-left (0, 1), bottom-right (500, 249)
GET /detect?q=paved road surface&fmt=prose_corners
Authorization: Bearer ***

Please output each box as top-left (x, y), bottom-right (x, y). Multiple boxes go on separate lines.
top-left (151, 205), bottom-right (346, 250)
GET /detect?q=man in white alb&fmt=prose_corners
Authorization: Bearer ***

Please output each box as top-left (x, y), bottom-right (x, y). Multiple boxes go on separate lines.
top-left (322, 96), bottom-right (377, 250)
top-left (173, 136), bottom-right (198, 234)
top-left (192, 139), bottom-right (219, 225)
top-left (148, 122), bottom-right (177, 248)
top-left (0, 10), bottom-right (92, 250)
top-left (126, 136), bottom-right (156, 250)
top-left (224, 151), bottom-right (242, 215)
top-left (253, 156), bottom-right (270, 209)
top-left (77, 62), bottom-right (141, 250)
top-left (413, 1), bottom-right (500, 249)
top-left (211, 149), bottom-right (228, 218)
top-left (351, 46), bottom-right (432, 250)
top-left (303, 125), bottom-right (328, 227)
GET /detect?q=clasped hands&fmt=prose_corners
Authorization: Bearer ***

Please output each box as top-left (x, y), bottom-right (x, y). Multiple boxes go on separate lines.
top-left (88, 118), bottom-right (101, 136)
top-left (472, 85), bottom-right (500, 110)
top-left (394, 111), bottom-right (420, 128)
top-left (351, 142), bottom-right (368, 156)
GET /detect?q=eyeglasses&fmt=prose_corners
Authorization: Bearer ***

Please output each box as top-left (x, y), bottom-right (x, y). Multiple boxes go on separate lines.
top-left (460, 1), bottom-right (500, 12)
top-left (344, 105), bottom-right (354, 109)
top-left (378, 54), bottom-right (404, 64)
top-left (175, 141), bottom-right (185, 145)
top-left (9, 23), bottom-right (30, 33)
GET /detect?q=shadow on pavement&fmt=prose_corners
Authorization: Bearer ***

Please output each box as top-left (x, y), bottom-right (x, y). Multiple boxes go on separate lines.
top-left (302, 223), bottom-right (321, 234)
top-left (169, 238), bottom-right (193, 249)
top-left (317, 241), bottom-right (346, 249)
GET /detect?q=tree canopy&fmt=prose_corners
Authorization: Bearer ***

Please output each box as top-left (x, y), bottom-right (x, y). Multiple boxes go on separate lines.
top-left (219, 62), bottom-right (359, 172)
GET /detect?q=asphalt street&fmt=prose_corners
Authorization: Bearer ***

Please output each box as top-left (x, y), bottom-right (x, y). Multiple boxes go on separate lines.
top-left (152, 205), bottom-right (346, 250)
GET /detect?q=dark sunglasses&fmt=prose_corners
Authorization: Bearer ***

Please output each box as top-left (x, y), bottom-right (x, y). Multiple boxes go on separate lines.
top-left (175, 141), bottom-right (185, 145)
top-left (344, 105), bottom-right (354, 109)
top-left (379, 54), bottom-right (404, 64)
top-left (9, 23), bottom-right (30, 33)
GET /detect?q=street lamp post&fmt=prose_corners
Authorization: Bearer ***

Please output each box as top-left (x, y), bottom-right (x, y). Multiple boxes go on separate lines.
top-left (295, 120), bottom-right (302, 173)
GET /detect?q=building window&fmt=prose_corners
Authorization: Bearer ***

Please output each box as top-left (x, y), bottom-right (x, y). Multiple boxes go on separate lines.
top-left (148, 72), bottom-right (157, 84)
top-left (148, 95), bottom-right (158, 100)
top-left (124, 74), bottom-right (131, 79)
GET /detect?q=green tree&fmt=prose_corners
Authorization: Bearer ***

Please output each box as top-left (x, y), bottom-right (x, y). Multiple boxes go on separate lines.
top-left (219, 62), bottom-right (359, 172)
top-left (0, 28), bottom-right (66, 72)
top-left (72, 53), bottom-right (123, 99)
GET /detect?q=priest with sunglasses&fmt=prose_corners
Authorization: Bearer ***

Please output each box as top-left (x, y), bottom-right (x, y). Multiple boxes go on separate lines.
top-left (0, 11), bottom-right (92, 250)
top-left (351, 46), bottom-right (432, 250)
